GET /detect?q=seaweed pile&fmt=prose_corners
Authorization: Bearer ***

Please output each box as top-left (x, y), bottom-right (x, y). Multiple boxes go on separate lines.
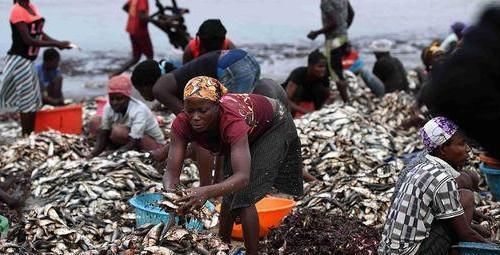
top-left (263, 209), bottom-right (380, 255)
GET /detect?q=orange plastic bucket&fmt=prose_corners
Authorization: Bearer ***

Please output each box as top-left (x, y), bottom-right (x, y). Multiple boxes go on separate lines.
top-left (217, 196), bottom-right (295, 239)
top-left (35, 104), bottom-right (83, 134)
top-left (95, 96), bottom-right (108, 117)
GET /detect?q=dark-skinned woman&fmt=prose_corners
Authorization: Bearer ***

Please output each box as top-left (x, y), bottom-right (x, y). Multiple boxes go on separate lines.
top-left (0, 0), bottom-right (71, 135)
top-left (165, 76), bottom-right (303, 254)
top-left (131, 49), bottom-right (260, 186)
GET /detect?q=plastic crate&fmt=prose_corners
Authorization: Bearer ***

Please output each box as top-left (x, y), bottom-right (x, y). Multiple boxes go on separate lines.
top-left (479, 163), bottom-right (500, 200)
top-left (454, 242), bottom-right (500, 255)
top-left (128, 193), bottom-right (214, 231)
top-left (35, 104), bottom-right (83, 134)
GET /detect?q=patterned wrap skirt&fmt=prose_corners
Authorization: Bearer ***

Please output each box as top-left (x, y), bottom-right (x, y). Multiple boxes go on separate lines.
top-left (0, 54), bottom-right (42, 113)
top-left (222, 103), bottom-right (304, 211)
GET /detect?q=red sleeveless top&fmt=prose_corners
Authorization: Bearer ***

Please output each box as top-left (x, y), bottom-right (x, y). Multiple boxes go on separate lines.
top-left (187, 38), bottom-right (232, 58)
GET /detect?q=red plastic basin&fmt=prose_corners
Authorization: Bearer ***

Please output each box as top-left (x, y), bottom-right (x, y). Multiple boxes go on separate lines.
top-left (217, 196), bottom-right (295, 239)
top-left (35, 104), bottom-right (83, 134)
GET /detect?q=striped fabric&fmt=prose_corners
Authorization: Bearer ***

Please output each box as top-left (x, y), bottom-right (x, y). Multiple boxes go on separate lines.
top-left (0, 54), bottom-right (42, 112)
top-left (378, 154), bottom-right (464, 255)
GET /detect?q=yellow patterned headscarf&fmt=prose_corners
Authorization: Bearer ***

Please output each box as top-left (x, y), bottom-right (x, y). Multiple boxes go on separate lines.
top-left (183, 76), bottom-right (228, 102)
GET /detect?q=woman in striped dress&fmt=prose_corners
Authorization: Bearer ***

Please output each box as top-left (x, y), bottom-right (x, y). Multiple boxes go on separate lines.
top-left (1, 0), bottom-right (71, 135)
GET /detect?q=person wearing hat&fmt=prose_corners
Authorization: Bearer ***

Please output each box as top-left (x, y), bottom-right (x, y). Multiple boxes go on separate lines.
top-left (440, 22), bottom-right (466, 55)
top-left (183, 19), bottom-right (235, 64)
top-left (165, 76), bottom-right (303, 255)
top-left (379, 117), bottom-right (488, 255)
top-left (370, 39), bottom-right (409, 94)
top-left (88, 74), bottom-right (165, 158)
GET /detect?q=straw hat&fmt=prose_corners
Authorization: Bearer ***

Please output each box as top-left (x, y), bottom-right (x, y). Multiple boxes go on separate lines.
top-left (370, 39), bottom-right (393, 53)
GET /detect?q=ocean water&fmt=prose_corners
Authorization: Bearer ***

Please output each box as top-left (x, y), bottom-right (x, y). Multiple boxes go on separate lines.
top-left (0, 0), bottom-right (494, 99)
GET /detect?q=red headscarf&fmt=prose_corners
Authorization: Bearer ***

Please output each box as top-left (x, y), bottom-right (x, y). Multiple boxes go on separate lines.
top-left (108, 74), bottom-right (132, 97)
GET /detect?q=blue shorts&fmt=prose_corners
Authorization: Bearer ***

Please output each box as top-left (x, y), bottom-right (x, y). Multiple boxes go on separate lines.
top-left (217, 50), bottom-right (260, 93)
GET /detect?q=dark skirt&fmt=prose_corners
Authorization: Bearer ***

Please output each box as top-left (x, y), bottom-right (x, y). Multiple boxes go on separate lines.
top-left (416, 220), bottom-right (454, 255)
top-left (222, 105), bottom-right (304, 210)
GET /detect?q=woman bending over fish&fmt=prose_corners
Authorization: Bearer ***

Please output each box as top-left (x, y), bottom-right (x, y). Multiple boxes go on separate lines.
top-left (163, 76), bottom-right (303, 254)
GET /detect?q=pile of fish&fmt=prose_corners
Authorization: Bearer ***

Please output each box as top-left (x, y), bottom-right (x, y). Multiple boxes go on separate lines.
top-left (110, 223), bottom-right (231, 255)
top-left (0, 130), bottom-right (225, 254)
top-left (263, 209), bottom-right (380, 255)
top-left (293, 76), bottom-right (499, 234)
top-left (294, 88), bottom-right (422, 227)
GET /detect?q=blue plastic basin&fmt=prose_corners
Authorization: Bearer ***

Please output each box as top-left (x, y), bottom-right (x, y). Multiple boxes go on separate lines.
top-left (129, 193), bottom-right (214, 231)
top-left (455, 242), bottom-right (500, 255)
top-left (479, 163), bottom-right (500, 200)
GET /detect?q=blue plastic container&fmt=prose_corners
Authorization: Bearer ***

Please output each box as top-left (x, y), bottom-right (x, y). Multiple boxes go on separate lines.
top-left (479, 163), bottom-right (500, 200)
top-left (129, 193), bottom-right (215, 231)
top-left (454, 242), bottom-right (500, 255)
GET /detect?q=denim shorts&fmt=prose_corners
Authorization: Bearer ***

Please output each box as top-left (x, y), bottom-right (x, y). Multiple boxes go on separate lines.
top-left (217, 54), bottom-right (261, 93)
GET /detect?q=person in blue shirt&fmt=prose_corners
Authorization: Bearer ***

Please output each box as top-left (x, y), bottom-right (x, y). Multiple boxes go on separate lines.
top-left (36, 48), bottom-right (64, 105)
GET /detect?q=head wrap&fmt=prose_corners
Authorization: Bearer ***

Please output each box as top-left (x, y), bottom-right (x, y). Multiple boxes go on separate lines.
top-left (108, 74), bottom-right (133, 97)
top-left (183, 76), bottom-right (228, 102)
top-left (420, 116), bottom-right (459, 151)
top-left (422, 42), bottom-right (444, 67)
top-left (370, 39), bottom-right (393, 53)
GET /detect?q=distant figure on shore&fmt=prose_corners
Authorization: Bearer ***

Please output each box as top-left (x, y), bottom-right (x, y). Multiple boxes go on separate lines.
top-left (110, 0), bottom-right (153, 77)
top-left (36, 48), bottom-right (64, 106)
top-left (282, 50), bottom-right (331, 118)
top-left (87, 74), bottom-right (165, 158)
top-left (370, 39), bottom-right (409, 93)
top-left (379, 117), bottom-right (488, 255)
top-left (440, 22), bottom-right (466, 55)
top-left (342, 43), bottom-right (385, 97)
top-left (183, 19), bottom-right (235, 64)
top-left (0, 0), bottom-right (71, 135)
top-left (307, 0), bottom-right (355, 103)
top-left (423, 6), bottom-right (500, 160)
